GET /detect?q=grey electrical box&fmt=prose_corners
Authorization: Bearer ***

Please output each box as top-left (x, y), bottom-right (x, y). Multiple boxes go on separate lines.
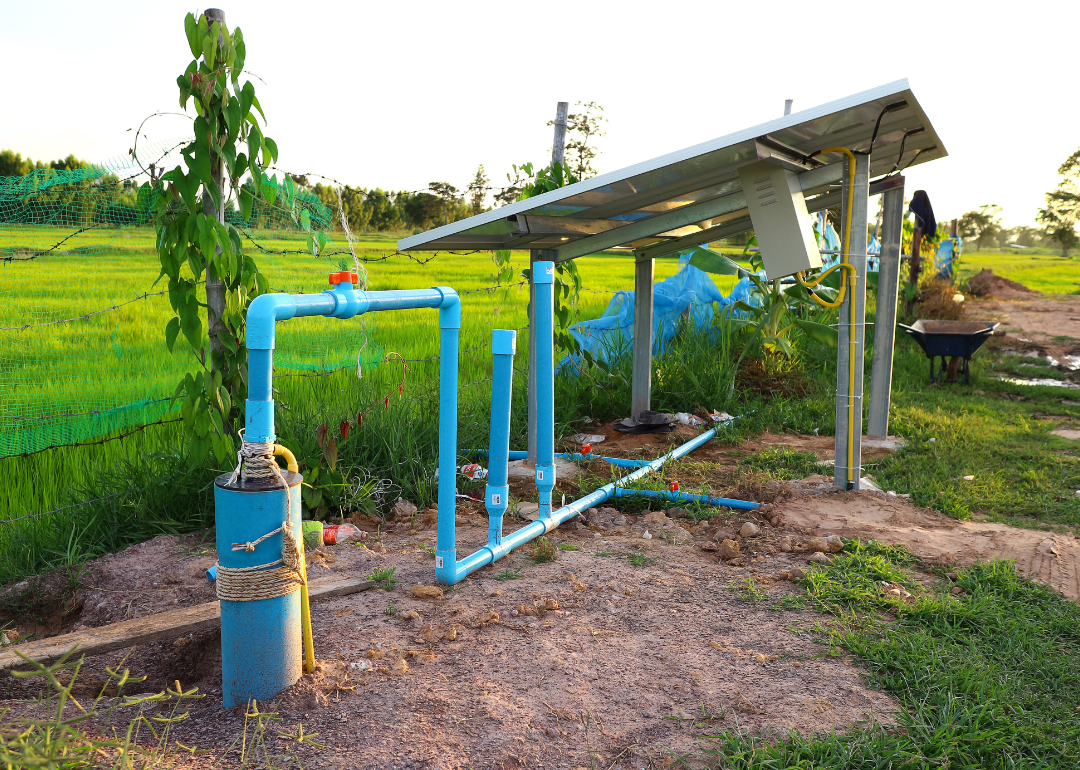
top-left (738, 160), bottom-right (822, 279)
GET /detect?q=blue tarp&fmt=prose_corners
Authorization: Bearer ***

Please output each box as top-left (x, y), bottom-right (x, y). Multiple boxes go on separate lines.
top-left (558, 251), bottom-right (756, 371)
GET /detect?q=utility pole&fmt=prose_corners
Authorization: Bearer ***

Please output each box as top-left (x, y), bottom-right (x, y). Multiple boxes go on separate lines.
top-left (527, 101), bottom-right (569, 466)
top-left (203, 8), bottom-right (228, 371)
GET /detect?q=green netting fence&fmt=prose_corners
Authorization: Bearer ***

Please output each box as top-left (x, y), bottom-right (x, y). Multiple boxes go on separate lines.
top-left (1, 140), bottom-right (382, 457)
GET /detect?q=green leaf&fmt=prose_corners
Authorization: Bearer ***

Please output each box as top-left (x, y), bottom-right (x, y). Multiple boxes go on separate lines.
top-left (165, 317), bottom-right (181, 352)
top-left (263, 136), bottom-right (278, 164)
top-left (184, 13), bottom-right (200, 57)
top-left (687, 246), bottom-right (744, 276)
top-left (194, 407), bottom-right (210, 438)
top-left (180, 296), bottom-right (203, 350)
top-left (794, 318), bottom-right (839, 348)
top-left (239, 186), bottom-right (253, 221)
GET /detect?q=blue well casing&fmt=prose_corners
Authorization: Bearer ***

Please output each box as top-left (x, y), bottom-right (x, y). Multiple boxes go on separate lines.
top-left (214, 471), bottom-right (303, 708)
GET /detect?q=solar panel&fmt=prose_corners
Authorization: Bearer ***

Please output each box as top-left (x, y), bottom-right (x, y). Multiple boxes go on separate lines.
top-left (398, 79), bottom-right (944, 261)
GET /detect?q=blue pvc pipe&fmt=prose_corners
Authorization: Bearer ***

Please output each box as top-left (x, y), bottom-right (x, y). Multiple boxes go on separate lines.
top-left (468, 448), bottom-right (652, 469)
top-left (485, 330), bottom-right (516, 549)
top-left (612, 488), bottom-right (761, 511)
top-left (215, 471), bottom-right (303, 708)
top-left (533, 262), bottom-right (556, 522)
top-left (434, 296), bottom-right (461, 585)
top-left (437, 427), bottom-right (721, 584)
top-left (230, 279), bottom-right (461, 706)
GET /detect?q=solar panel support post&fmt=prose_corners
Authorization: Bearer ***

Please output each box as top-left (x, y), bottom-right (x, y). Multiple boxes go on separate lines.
top-left (527, 102), bottom-right (569, 467)
top-left (631, 254), bottom-right (655, 417)
top-left (834, 152), bottom-right (869, 491)
top-left (867, 177), bottom-right (905, 439)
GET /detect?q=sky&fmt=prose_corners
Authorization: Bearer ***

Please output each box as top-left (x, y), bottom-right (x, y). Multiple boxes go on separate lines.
top-left (2, 0), bottom-right (1076, 229)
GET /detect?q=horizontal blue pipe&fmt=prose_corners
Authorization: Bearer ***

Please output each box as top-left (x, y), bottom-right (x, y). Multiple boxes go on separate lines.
top-left (438, 427), bottom-right (719, 584)
top-left (466, 449), bottom-right (649, 469)
top-left (612, 488), bottom-right (761, 510)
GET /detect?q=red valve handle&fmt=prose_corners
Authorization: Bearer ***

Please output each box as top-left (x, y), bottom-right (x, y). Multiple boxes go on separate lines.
top-left (329, 270), bottom-right (359, 286)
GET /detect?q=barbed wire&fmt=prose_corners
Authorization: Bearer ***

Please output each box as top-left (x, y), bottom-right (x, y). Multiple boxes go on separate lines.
top-left (0, 490), bottom-right (132, 526)
top-left (0, 288), bottom-right (178, 331)
top-left (14, 416), bottom-right (182, 458)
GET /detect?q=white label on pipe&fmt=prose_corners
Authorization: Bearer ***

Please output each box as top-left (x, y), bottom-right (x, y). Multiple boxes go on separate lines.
top-left (435, 556), bottom-right (444, 568)
top-left (492, 493), bottom-right (502, 505)
top-left (546, 265), bottom-right (554, 275)
top-left (536, 470), bottom-right (544, 481)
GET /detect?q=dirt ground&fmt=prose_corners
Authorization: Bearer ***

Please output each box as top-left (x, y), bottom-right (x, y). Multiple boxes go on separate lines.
top-left (976, 294), bottom-right (1080, 371)
top-left (4, 440), bottom-right (1078, 769)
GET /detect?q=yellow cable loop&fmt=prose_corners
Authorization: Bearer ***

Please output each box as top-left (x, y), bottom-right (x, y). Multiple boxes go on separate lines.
top-left (797, 147), bottom-right (860, 485)
top-left (275, 443), bottom-right (315, 673)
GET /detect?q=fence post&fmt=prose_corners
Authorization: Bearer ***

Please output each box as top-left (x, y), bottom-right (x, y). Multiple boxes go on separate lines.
top-left (867, 177), bottom-right (905, 439)
top-left (202, 8), bottom-right (228, 371)
top-left (834, 152), bottom-right (870, 490)
top-left (630, 255), bottom-right (654, 416)
top-left (528, 102), bottom-right (569, 466)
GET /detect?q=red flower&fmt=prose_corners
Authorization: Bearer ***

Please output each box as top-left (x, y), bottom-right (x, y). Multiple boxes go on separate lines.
top-left (340, 420), bottom-right (350, 440)
top-left (384, 395), bottom-right (390, 409)
top-left (356, 412), bottom-right (364, 427)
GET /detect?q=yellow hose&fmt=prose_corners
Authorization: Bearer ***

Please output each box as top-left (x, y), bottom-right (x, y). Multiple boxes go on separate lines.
top-left (796, 147), bottom-right (859, 486)
top-left (274, 443), bottom-right (315, 673)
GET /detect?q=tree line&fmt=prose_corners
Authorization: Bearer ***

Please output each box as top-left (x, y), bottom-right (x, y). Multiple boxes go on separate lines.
top-left (958, 147), bottom-right (1080, 256)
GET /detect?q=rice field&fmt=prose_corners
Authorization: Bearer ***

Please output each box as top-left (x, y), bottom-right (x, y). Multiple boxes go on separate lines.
top-left (1, 224), bottom-right (742, 524)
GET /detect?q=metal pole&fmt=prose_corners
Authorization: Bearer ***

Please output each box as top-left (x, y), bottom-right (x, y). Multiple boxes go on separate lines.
top-left (867, 177), bottom-right (905, 439)
top-left (834, 153), bottom-right (869, 491)
top-left (527, 102), bottom-right (569, 466)
top-left (203, 8), bottom-right (227, 370)
top-left (630, 255), bottom-right (654, 417)
top-left (784, 99), bottom-right (793, 116)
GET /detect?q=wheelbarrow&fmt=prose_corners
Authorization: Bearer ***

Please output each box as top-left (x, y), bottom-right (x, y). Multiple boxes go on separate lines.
top-left (898, 320), bottom-right (1000, 384)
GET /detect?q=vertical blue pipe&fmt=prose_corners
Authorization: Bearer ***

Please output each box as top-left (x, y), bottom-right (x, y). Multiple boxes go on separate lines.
top-left (435, 290), bottom-right (461, 585)
top-left (485, 330), bottom-right (517, 547)
top-left (215, 472), bottom-right (303, 708)
top-left (533, 261), bottom-right (556, 521)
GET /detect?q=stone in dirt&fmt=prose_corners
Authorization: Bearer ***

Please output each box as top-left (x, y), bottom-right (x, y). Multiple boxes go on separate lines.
top-left (667, 507), bottom-right (691, 519)
top-left (824, 535), bottom-right (844, 553)
top-left (410, 585), bottom-right (444, 600)
top-left (369, 541), bottom-right (387, 554)
top-left (808, 552), bottom-right (830, 564)
top-left (393, 498), bottom-right (418, 519)
top-left (740, 522), bottom-right (760, 538)
top-left (804, 537), bottom-right (829, 553)
top-left (643, 510), bottom-right (671, 526)
top-left (788, 567), bottom-right (806, 580)
top-left (719, 539), bottom-right (740, 560)
top-left (779, 537), bottom-right (793, 553)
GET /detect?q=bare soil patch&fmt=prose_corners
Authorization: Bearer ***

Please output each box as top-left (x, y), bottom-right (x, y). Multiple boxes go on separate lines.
top-left (2, 497), bottom-right (902, 768)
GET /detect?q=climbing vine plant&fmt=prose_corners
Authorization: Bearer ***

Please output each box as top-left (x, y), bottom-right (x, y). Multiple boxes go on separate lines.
top-left (152, 12), bottom-right (275, 463)
top-left (494, 161), bottom-right (584, 355)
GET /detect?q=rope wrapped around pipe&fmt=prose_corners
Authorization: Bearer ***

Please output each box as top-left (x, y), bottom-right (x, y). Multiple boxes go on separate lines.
top-left (214, 520), bottom-right (306, 602)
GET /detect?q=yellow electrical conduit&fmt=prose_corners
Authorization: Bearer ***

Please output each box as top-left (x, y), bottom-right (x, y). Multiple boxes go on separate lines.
top-left (793, 146), bottom-right (859, 486)
top-left (273, 443), bottom-right (316, 674)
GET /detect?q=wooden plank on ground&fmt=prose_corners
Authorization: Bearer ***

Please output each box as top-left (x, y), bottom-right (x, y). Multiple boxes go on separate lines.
top-left (0, 575), bottom-right (373, 675)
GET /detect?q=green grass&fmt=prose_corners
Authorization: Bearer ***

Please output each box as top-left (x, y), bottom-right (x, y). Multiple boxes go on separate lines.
top-left (740, 446), bottom-right (825, 480)
top-left (957, 247), bottom-right (1080, 295)
top-left (695, 541), bottom-right (1080, 768)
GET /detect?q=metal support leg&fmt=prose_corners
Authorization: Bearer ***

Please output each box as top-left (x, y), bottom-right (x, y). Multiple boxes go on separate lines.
top-left (867, 177), bottom-right (905, 439)
top-left (631, 256), bottom-right (654, 417)
top-left (834, 153), bottom-right (870, 491)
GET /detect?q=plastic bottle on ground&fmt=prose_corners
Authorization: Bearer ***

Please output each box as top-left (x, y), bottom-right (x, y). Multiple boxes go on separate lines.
top-left (323, 523), bottom-right (367, 545)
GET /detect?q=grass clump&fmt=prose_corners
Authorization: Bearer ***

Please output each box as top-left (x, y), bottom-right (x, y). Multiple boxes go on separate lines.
top-left (740, 447), bottom-right (823, 481)
top-left (366, 566), bottom-right (397, 590)
top-left (700, 542), bottom-right (1080, 768)
top-left (530, 537), bottom-right (557, 564)
top-left (628, 552), bottom-right (659, 567)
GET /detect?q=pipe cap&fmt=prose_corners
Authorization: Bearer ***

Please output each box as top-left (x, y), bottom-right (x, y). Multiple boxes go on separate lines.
top-left (329, 270), bottom-right (359, 286)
